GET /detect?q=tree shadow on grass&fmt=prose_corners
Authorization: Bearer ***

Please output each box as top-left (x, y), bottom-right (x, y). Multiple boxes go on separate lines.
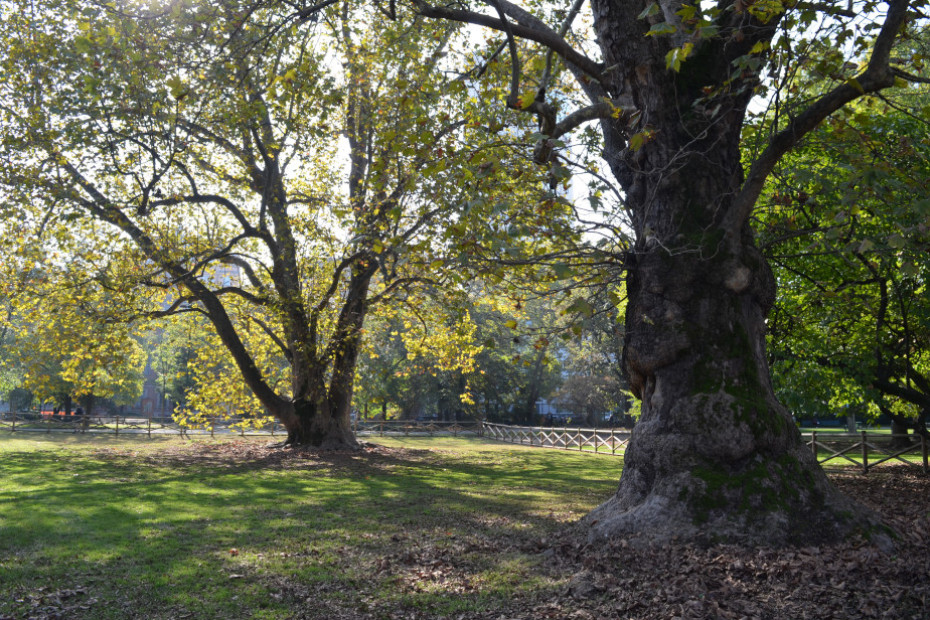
top-left (0, 438), bottom-right (619, 619)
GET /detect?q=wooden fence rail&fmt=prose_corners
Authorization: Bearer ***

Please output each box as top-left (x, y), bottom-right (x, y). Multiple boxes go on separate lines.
top-left (0, 412), bottom-right (482, 439)
top-left (3, 412), bottom-right (925, 474)
top-left (352, 420), bottom-right (481, 437)
top-left (482, 422), bottom-right (630, 456)
top-left (483, 424), bottom-right (929, 473)
top-left (806, 431), bottom-right (929, 474)
top-left (0, 412), bottom-right (282, 437)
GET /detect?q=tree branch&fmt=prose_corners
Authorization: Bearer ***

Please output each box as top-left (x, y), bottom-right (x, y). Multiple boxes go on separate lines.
top-left (410, 0), bottom-right (604, 83)
top-left (727, 0), bottom-right (910, 239)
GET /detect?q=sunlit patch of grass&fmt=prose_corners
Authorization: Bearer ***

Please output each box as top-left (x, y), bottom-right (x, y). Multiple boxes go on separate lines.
top-left (0, 434), bottom-right (618, 618)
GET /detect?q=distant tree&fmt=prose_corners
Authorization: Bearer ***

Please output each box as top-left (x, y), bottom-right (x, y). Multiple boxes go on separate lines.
top-left (556, 338), bottom-right (623, 426)
top-left (9, 269), bottom-right (145, 415)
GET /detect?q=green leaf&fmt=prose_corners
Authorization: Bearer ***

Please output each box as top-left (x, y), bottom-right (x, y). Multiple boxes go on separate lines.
top-left (74, 36), bottom-right (93, 55)
top-left (645, 22), bottom-right (677, 37)
top-left (166, 75), bottom-right (189, 100)
top-left (551, 263), bottom-right (574, 279)
top-left (676, 4), bottom-right (697, 20)
top-left (638, 2), bottom-right (660, 19)
top-left (566, 297), bottom-right (595, 318)
top-left (846, 78), bottom-right (864, 94)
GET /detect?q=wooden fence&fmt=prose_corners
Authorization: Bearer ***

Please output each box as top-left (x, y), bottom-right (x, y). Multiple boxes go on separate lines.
top-left (806, 431), bottom-right (929, 474)
top-left (3, 412), bottom-right (926, 474)
top-left (353, 419), bottom-right (480, 437)
top-left (0, 412), bottom-right (286, 437)
top-left (482, 422), bottom-right (630, 456)
top-left (482, 424), bottom-right (930, 473)
top-left (0, 412), bottom-right (481, 439)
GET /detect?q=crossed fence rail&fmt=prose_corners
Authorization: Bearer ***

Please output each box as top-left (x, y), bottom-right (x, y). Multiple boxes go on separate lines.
top-left (353, 420), bottom-right (481, 437)
top-left (482, 423), bottom-right (930, 473)
top-left (481, 422), bottom-right (631, 456)
top-left (806, 431), bottom-right (929, 474)
top-left (0, 412), bottom-right (285, 437)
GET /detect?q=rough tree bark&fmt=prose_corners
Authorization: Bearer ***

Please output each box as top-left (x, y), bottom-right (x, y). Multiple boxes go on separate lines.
top-left (276, 265), bottom-right (375, 449)
top-left (580, 0), bottom-right (909, 546)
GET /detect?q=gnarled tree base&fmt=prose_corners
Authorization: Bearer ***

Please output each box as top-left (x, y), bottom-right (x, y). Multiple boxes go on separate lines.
top-left (282, 426), bottom-right (359, 450)
top-left (280, 408), bottom-right (360, 450)
top-left (582, 439), bottom-right (888, 548)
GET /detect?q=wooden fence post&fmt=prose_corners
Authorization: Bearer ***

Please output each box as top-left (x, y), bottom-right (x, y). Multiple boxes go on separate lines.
top-left (115, 416), bottom-right (119, 436)
top-left (861, 430), bottom-right (869, 474)
top-left (811, 431), bottom-right (817, 458)
top-left (147, 417), bottom-right (152, 438)
top-left (922, 434), bottom-right (928, 475)
top-left (11, 411), bottom-right (15, 433)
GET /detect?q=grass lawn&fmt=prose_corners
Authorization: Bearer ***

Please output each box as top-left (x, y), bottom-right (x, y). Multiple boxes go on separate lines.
top-left (0, 434), bottom-right (620, 619)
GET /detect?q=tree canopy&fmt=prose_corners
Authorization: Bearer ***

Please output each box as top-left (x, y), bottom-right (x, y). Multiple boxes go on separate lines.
top-left (1, 0), bottom-right (928, 548)
top-left (0, 0), bottom-right (575, 445)
top-left (763, 85), bottom-right (930, 435)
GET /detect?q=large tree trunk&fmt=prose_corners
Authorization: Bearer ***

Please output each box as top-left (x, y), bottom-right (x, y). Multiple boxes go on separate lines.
top-left (274, 265), bottom-right (374, 450)
top-left (585, 227), bottom-right (874, 545)
top-left (281, 395), bottom-right (358, 449)
top-left (582, 1), bottom-right (880, 546)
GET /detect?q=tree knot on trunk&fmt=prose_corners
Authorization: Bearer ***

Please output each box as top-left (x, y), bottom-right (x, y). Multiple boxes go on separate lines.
top-left (723, 263), bottom-right (752, 293)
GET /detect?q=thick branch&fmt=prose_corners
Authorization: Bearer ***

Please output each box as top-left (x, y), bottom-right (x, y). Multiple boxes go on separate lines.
top-left (727, 0), bottom-right (910, 238)
top-left (410, 0), bottom-right (604, 83)
top-left (891, 66), bottom-right (930, 85)
top-left (58, 159), bottom-right (288, 412)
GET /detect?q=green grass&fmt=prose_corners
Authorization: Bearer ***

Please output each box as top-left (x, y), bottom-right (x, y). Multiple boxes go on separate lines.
top-left (0, 434), bottom-right (620, 619)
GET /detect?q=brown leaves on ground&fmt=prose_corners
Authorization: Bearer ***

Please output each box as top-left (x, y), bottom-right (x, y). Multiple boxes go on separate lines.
top-left (0, 586), bottom-right (96, 620)
top-left (519, 466), bottom-right (930, 620)
top-left (92, 438), bottom-right (407, 472)
top-left (293, 464), bottom-right (929, 620)
top-left (87, 442), bottom-right (929, 619)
